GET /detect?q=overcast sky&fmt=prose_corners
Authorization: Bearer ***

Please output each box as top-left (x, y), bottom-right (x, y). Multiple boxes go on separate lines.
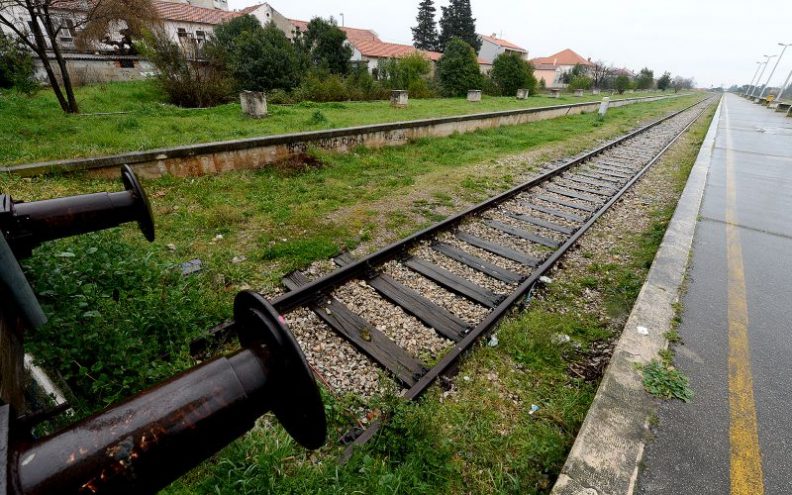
top-left (227, 0), bottom-right (792, 88)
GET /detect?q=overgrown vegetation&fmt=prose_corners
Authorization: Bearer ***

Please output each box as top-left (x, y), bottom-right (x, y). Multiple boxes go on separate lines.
top-left (642, 360), bottom-right (694, 402)
top-left (0, 80), bottom-right (672, 165)
top-left (2, 95), bottom-right (709, 493)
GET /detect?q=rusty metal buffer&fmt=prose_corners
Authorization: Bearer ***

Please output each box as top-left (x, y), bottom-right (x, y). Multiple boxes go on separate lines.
top-left (0, 167), bottom-right (326, 494)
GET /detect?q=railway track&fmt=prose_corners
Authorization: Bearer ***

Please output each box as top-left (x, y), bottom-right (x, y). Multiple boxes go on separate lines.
top-left (194, 96), bottom-right (715, 451)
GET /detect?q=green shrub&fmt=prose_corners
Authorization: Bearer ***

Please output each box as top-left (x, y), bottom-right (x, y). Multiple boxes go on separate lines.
top-left (615, 75), bottom-right (631, 94)
top-left (140, 29), bottom-right (232, 108)
top-left (567, 75), bottom-right (593, 91)
top-left (380, 53), bottom-right (433, 93)
top-left (437, 37), bottom-right (482, 97)
top-left (0, 32), bottom-right (37, 93)
top-left (210, 17), bottom-right (303, 92)
top-left (490, 52), bottom-right (537, 96)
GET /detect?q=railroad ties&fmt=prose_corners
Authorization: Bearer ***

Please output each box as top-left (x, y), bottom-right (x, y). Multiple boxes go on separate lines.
top-left (194, 97), bottom-right (714, 451)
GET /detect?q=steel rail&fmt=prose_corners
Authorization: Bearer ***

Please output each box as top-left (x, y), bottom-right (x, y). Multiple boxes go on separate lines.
top-left (340, 96), bottom-right (716, 455)
top-left (270, 97), bottom-right (710, 314)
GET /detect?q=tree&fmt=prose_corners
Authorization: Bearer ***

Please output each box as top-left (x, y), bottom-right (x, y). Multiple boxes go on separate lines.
top-left (635, 67), bottom-right (654, 90)
top-left (0, 0), bottom-right (157, 113)
top-left (561, 63), bottom-right (588, 84)
top-left (140, 27), bottom-right (232, 108)
top-left (657, 71), bottom-right (672, 91)
top-left (437, 37), bottom-right (481, 96)
top-left (0, 31), bottom-right (36, 92)
top-left (438, 0), bottom-right (480, 52)
top-left (209, 17), bottom-right (302, 92)
top-left (490, 51), bottom-right (537, 96)
top-left (589, 60), bottom-right (612, 89)
top-left (295, 17), bottom-right (353, 75)
top-left (412, 0), bottom-right (439, 51)
top-left (671, 76), bottom-right (694, 93)
top-left (615, 75), bottom-right (630, 94)
top-left (568, 75), bottom-right (593, 91)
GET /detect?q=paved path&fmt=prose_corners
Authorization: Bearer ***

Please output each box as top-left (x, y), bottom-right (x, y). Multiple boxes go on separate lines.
top-left (637, 93), bottom-right (792, 494)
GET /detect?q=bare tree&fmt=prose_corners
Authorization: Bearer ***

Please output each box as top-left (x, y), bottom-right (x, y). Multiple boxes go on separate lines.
top-left (0, 0), bottom-right (158, 113)
top-left (671, 75), bottom-right (695, 93)
top-left (589, 60), bottom-right (612, 90)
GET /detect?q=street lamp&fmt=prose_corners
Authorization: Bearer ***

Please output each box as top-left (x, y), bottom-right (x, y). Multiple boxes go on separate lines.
top-left (758, 42), bottom-right (792, 99)
top-left (777, 65), bottom-right (792, 102)
top-left (339, 13), bottom-right (344, 27)
top-left (749, 54), bottom-right (775, 97)
top-left (745, 61), bottom-right (763, 95)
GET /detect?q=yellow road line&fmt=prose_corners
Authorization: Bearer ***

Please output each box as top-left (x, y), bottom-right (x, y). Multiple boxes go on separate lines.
top-left (723, 98), bottom-right (765, 495)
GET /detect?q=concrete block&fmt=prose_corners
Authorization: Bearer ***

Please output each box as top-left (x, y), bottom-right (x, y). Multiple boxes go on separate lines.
top-left (390, 90), bottom-right (409, 108)
top-left (516, 88), bottom-right (529, 100)
top-left (592, 89), bottom-right (600, 95)
top-left (598, 97), bottom-right (610, 118)
top-left (574, 89), bottom-right (584, 97)
top-left (240, 91), bottom-right (267, 118)
top-left (550, 89), bottom-right (561, 98)
top-left (467, 90), bottom-right (482, 102)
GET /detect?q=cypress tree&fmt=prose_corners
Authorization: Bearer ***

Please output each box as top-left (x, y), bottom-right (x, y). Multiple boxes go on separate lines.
top-left (412, 0), bottom-right (440, 51)
top-left (439, 0), bottom-right (480, 52)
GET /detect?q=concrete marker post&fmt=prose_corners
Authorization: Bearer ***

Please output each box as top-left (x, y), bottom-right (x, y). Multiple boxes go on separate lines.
top-left (598, 97), bottom-right (610, 121)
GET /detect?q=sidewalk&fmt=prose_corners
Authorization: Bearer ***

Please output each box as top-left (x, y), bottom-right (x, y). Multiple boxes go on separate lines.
top-left (636, 94), bottom-right (792, 493)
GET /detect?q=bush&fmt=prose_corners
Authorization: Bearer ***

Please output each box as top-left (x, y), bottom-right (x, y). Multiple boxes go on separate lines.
top-left (141, 29), bottom-right (232, 107)
top-left (615, 75), bottom-right (631, 94)
top-left (0, 33), bottom-right (37, 93)
top-left (490, 52), bottom-right (537, 96)
top-left (209, 17), bottom-right (303, 92)
top-left (437, 37), bottom-right (482, 97)
top-left (380, 53), bottom-right (432, 91)
top-left (567, 75), bottom-right (593, 91)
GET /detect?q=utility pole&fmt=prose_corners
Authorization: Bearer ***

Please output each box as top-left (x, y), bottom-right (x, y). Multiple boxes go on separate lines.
top-left (339, 12), bottom-right (345, 27)
top-left (758, 43), bottom-right (792, 98)
top-left (750, 55), bottom-right (775, 97)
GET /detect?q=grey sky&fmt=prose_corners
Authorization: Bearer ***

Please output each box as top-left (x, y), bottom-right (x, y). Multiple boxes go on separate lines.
top-left (227, 0), bottom-right (792, 88)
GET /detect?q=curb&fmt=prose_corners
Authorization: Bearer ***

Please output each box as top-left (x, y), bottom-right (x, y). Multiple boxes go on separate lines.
top-left (551, 96), bottom-right (723, 495)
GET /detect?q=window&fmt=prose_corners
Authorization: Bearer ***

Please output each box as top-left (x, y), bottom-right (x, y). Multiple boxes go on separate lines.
top-left (177, 28), bottom-right (187, 38)
top-left (196, 30), bottom-right (206, 43)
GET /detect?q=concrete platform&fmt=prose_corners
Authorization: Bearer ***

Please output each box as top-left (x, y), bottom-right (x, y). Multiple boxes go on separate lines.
top-left (637, 93), bottom-right (792, 493)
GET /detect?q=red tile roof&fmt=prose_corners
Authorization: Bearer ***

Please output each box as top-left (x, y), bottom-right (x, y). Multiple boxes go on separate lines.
top-left (532, 48), bottom-right (592, 67)
top-left (289, 19), bottom-right (381, 45)
top-left (479, 34), bottom-right (527, 53)
top-left (152, 1), bottom-right (241, 25)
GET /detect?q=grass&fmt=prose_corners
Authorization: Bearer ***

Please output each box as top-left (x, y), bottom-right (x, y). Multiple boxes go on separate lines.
top-left (0, 94), bottom-right (710, 493)
top-left (0, 80), bottom-right (675, 165)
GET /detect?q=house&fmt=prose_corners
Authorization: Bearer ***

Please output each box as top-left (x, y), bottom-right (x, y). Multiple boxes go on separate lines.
top-left (289, 19), bottom-right (441, 75)
top-left (477, 34), bottom-right (528, 65)
top-left (531, 48), bottom-right (593, 89)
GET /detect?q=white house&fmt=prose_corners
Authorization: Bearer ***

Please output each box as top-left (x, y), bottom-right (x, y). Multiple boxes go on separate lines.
top-left (477, 33), bottom-right (528, 65)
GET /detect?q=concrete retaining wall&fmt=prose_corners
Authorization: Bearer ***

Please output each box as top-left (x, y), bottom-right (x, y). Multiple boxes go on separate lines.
top-left (4, 94), bottom-right (682, 179)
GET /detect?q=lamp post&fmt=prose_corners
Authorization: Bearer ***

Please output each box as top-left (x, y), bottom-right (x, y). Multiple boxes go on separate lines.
top-left (745, 61), bottom-right (763, 95)
top-left (776, 65), bottom-right (792, 101)
top-left (758, 42), bottom-right (792, 98)
top-left (339, 12), bottom-right (344, 26)
top-left (750, 55), bottom-right (775, 97)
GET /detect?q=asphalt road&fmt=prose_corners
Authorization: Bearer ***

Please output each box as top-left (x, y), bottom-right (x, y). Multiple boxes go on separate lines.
top-left (637, 94), bottom-right (792, 494)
